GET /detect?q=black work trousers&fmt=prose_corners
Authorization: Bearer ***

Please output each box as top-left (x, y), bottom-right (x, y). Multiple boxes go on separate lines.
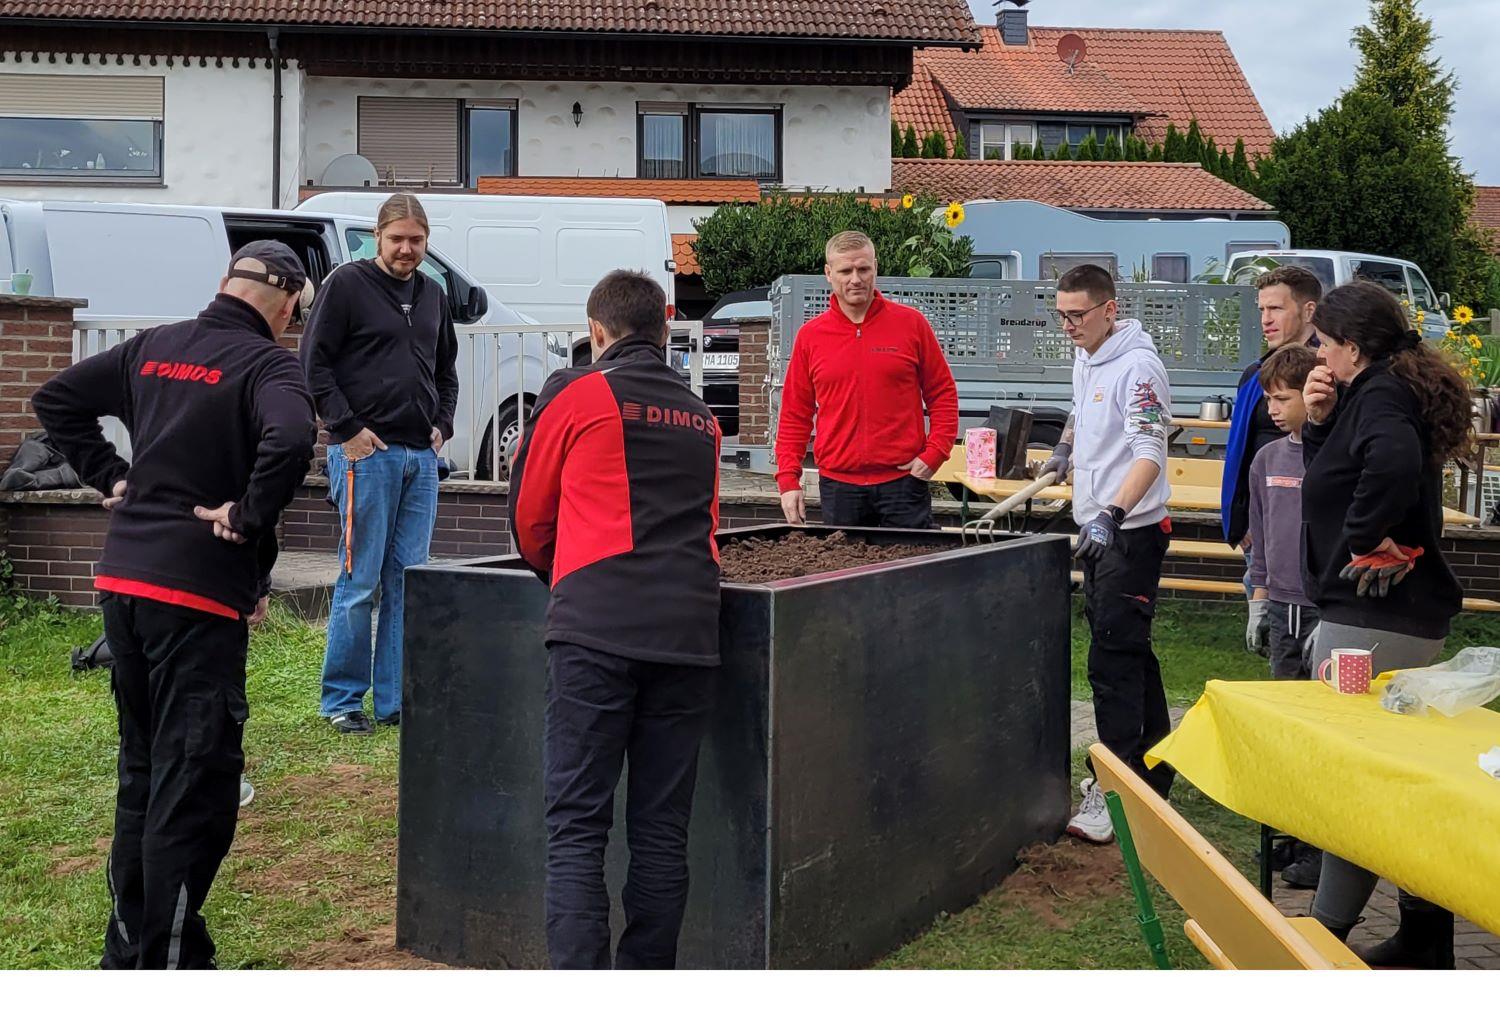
top-left (818, 473), bottom-right (935, 529)
top-left (543, 641), bottom-right (715, 970)
top-left (99, 594), bottom-right (248, 970)
top-left (1081, 521), bottom-right (1175, 799)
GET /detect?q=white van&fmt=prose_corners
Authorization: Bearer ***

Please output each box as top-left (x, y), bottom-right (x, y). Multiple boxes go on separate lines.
top-left (1228, 249), bottom-right (1452, 339)
top-left (0, 198), bottom-right (567, 478)
top-left (298, 190), bottom-right (676, 347)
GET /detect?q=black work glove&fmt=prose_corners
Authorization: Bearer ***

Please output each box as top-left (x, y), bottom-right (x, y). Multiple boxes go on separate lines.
top-left (1074, 507), bottom-right (1123, 562)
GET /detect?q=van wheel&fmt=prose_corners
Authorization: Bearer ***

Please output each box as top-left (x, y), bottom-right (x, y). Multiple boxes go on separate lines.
top-left (476, 398), bottom-right (534, 482)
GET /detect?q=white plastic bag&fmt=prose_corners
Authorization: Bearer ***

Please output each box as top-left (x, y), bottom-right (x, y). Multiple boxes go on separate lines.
top-left (1381, 648), bottom-right (1500, 717)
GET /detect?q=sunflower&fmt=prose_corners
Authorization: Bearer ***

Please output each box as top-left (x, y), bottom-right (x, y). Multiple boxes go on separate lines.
top-left (1454, 305), bottom-right (1475, 325)
top-left (1447, 329), bottom-right (1461, 341)
top-left (944, 201), bottom-right (965, 228)
top-left (1472, 356), bottom-right (1482, 367)
top-left (1472, 334), bottom-right (1485, 350)
top-left (901, 194), bottom-right (915, 210)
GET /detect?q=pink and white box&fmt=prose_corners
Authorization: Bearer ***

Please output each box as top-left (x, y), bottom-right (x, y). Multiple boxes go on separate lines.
top-left (965, 427), bottom-right (997, 479)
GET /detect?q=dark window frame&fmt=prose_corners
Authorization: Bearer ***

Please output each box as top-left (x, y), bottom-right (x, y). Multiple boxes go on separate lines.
top-left (635, 103), bottom-right (783, 182)
top-left (0, 115), bottom-right (164, 185)
top-left (461, 101), bottom-right (518, 185)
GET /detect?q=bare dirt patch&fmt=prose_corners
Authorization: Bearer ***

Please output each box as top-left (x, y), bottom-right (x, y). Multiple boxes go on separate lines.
top-left (996, 837), bottom-right (1125, 930)
top-left (292, 923), bottom-right (448, 970)
top-left (47, 836), bottom-right (111, 878)
top-left (718, 530), bottom-right (953, 584)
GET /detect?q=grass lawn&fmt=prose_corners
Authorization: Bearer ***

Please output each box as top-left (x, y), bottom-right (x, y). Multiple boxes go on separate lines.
top-left (2, 594), bottom-right (1497, 969)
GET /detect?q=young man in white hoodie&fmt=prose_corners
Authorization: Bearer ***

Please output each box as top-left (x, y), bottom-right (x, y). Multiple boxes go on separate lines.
top-left (1039, 265), bottom-right (1174, 843)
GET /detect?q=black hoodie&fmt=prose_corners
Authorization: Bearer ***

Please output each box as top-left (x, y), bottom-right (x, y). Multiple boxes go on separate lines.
top-left (299, 259), bottom-right (459, 447)
top-left (31, 295), bottom-right (317, 614)
top-left (1301, 360), bottom-right (1462, 639)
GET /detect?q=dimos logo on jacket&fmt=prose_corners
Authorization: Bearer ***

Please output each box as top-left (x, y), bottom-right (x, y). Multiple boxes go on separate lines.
top-left (621, 400), bottom-right (715, 438)
top-left (140, 360), bottom-right (223, 385)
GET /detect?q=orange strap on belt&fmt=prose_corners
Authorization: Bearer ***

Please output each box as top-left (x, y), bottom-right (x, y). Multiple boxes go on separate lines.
top-left (344, 463), bottom-right (355, 575)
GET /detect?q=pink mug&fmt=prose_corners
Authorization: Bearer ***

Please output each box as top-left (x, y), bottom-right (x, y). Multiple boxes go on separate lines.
top-left (1319, 648), bottom-right (1373, 695)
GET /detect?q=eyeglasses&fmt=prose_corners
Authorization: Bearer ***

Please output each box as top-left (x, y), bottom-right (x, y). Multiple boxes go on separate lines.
top-left (1052, 299), bottom-right (1110, 329)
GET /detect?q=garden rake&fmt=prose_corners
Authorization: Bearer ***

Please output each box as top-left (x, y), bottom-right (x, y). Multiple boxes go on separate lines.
top-left (961, 471), bottom-right (1059, 544)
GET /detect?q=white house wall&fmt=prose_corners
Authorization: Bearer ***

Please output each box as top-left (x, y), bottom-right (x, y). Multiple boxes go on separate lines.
top-left (302, 77), bottom-right (891, 193)
top-left (1, 53), bottom-right (304, 210)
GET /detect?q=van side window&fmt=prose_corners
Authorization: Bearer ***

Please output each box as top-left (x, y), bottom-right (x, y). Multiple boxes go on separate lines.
top-left (344, 228), bottom-right (450, 295)
top-left (1151, 255), bottom-right (1189, 283)
top-left (1407, 267), bottom-right (1438, 313)
top-left (1352, 259), bottom-right (1410, 302)
top-left (1040, 253), bottom-right (1118, 280)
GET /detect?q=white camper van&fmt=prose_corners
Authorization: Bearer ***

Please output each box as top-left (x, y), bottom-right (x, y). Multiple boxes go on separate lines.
top-left (0, 198), bottom-right (567, 478)
top-left (297, 191), bottom-right (676, 338)
top-left (1228, 249), bottom-right (1452, 339)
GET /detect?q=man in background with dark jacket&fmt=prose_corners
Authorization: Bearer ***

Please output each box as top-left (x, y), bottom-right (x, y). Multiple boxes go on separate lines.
top-left (301, 194), bottom-right (458, 734)
top-left (32, 242), bottom-right (317, 969)
top-left (509, 270), bottom-right (721, 969)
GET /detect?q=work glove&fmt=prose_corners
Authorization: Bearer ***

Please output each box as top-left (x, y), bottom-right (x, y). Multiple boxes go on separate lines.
top-left (1246, 598), bottom-right (1270, 657)
top-left (1073, 507), bottom-right (1122, 563)
top-left (1339, 544), bottom-right (1424, 599)
top-left (1039, 441), bottom-right (1072, 481)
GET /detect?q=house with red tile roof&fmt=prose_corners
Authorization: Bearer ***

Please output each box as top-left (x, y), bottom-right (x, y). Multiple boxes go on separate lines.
top-left (0, 1), bottom-right (976, 215)
top-left (1474, 187), bottom-right (1500, 256)
top-left (893, 8), bottom-right (1274, 163)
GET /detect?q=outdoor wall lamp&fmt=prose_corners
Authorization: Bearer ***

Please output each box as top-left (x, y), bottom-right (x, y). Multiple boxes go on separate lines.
top-left (572, 102), bottom-right (583, 127)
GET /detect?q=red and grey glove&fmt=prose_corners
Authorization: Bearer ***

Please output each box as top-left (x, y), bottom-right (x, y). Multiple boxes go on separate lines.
top-left (1339, 544), bottom-right (1424, 599)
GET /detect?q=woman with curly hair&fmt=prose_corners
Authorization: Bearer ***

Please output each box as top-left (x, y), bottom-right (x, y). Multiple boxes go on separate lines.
top-left (1300, 280), bottom-right (1471, 968)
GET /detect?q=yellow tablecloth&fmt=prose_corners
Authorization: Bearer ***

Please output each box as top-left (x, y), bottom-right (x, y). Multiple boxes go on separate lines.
top-left (1147, 679), bottom-right (1500, 934)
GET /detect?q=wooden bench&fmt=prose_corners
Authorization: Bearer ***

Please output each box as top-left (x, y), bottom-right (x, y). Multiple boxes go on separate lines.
top-left (1088, 742), bottom-right (1366, 970)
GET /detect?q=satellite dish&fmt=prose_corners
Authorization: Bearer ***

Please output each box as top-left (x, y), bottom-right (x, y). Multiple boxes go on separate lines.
top-left (319, 153), bottom-right (380, 188)
top-left (1056, 33), bottom-right (1087, 73)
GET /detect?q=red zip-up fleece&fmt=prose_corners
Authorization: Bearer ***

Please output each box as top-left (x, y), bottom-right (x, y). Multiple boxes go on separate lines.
top-left (509, 337), bottom-right (722, 667)
top-left (774, 291), bottom-right (959, 493)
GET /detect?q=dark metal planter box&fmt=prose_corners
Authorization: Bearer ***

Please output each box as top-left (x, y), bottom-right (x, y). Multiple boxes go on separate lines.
top-left (397, 525), bottom-right (1072, 969)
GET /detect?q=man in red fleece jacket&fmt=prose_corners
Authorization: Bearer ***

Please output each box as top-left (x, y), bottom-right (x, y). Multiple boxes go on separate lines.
top-left (775, 230), bottom-right (959, 528)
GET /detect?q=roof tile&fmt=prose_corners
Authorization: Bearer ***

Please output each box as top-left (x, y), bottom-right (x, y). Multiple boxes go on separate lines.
top-left (672, 233), bottom-right (700, 276)
top-left (894, 25), bottom-right (1275, 155)
top-left (1473, 186), bottom-right (1500, 255)
top-left (891, 158), bottom-right (1273, 213)
top-left (0, 1), bottom-right (979, 43)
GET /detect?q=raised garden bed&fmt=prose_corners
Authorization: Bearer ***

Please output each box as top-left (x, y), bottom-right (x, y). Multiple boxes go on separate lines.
top-left (396, 524), bottom-right (1073, 968)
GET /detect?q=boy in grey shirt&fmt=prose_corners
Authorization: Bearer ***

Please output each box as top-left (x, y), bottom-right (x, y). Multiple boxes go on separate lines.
top-left (1246, 344), bottom-right (1322, 678)
top-left (1245, 344), bottom-right (1323, 890)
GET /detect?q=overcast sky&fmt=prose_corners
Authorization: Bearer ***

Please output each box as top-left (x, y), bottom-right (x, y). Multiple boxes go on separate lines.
top-left (966, 0), bottom-right (1499, 182)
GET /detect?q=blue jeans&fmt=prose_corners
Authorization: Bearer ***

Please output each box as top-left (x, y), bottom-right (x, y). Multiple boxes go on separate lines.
top-left (320, 443), bottom-right (438, 720)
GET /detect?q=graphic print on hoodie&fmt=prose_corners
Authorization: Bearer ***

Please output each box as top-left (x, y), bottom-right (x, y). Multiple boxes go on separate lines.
top-left (1068, 318), bottom-right (1172, 529)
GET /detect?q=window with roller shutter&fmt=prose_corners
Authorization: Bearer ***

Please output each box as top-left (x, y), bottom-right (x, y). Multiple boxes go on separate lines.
top-left (357, 97), bottom-right (463, 186)
top-left (0, 73), bottom-right (164, 182)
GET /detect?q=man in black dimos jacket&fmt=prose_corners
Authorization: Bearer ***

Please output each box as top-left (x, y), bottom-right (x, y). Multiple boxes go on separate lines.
top-left (31, 241), bottom-right (317, 969)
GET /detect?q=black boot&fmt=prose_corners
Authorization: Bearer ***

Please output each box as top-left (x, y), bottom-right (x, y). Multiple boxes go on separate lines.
top-left (1280, 842), bottom-right (1323, 890)
top-left (1355, 900), bottom-right (1454, 969)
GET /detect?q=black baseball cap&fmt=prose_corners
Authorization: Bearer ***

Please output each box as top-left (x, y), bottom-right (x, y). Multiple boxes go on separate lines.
top-left (226, 240), bottom-right (308, 293)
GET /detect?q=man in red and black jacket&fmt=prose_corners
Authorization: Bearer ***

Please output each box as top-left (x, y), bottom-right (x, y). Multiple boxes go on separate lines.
top-left (31, 242), bottom-right (317, 969)
top-left (508, 270), bottom-right (721, 969)
top-left (775, 230), bottom-right (959, 528)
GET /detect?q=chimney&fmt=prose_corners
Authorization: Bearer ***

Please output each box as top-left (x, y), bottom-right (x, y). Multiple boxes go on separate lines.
top-left (997, 1), bottom-right (1029, 46)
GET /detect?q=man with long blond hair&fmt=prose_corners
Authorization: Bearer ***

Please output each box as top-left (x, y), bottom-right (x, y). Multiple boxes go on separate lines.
top-left (302, 193), bottom-right (458, 735)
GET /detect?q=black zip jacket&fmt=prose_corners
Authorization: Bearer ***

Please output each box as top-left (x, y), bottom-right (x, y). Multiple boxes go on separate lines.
top-left (31, 295), bottom-right (317, 614)
top-left (299, 259), bottom-right (459, 447)
top-left (1301, 361), bottom-right (1462, 639)
top-left (509, 337), bottom-right (722, 666)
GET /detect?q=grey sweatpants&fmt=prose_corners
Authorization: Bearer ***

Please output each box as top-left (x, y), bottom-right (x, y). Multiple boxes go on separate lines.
top-left (1308, 621), bottom-right (1445, 933)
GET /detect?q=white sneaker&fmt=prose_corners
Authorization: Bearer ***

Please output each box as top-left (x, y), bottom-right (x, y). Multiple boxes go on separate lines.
top-left (239, 776), bottom-right (255, 809)
top-left (1066, 777), bottom-right (1114, 844)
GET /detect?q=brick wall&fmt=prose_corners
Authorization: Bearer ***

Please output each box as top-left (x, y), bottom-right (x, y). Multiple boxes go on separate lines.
top-left (737, 318), bottom-right (770, 446)
top-left (9, 481), bottom-right (1500, 609)
top-left (0, 296), bottom-right (85, 468)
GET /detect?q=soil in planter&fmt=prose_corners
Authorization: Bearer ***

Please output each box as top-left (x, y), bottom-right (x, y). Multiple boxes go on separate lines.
top-left (719, 530), bottom-right (955, 584)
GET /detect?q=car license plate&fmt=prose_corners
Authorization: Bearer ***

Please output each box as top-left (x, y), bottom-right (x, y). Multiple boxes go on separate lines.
top-left (678, 352), bottom-right (740, 371)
